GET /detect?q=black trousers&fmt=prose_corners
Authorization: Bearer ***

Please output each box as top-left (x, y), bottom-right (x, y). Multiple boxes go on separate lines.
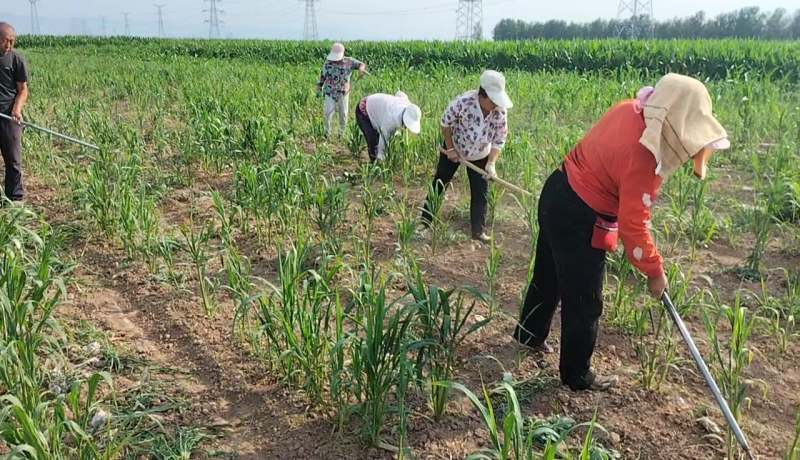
top-left (420, 150), bottom-right (489, 237)
top-left (514, 167), bottom-right (606, 390)
top-left (355, 107), bottom-right (380, 162)
top-left (0, 117), bottom-right (24, 201)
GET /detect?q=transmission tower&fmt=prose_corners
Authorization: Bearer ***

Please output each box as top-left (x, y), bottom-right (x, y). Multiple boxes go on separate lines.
top-left (455, 0), bottom-right (483, 41)
top-left (100, 16), bottom-right (107, 36)
top-left (204, 0), bottom-right (224, 39)
top-left (154, 4), bottom-right (166, 37)
top-left (123, 12), bottom-right (131, 35)
top-left (27, 0), bottom-right (41, 35)
top-left (300, 0), bottom-right (318, 41)
top-left (614, 0), bottom-right (654, 39)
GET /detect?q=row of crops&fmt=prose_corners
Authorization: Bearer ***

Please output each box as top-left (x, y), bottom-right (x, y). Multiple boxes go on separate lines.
top-left (2, 42), bottom-right (799, 458)
top-left (17, 35), bottom-right (800, 82)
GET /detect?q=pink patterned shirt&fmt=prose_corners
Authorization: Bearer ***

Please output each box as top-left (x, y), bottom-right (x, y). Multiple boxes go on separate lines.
top-left (440, 90), bottom-right (508, 161)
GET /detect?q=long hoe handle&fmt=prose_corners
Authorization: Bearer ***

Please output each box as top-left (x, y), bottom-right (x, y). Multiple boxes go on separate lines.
top-left (436, 147), bottom-right (532, 197)
top-left (661, 292), bottom-right (756, 460)
top-left (0, 113), bottom-right (101, 151)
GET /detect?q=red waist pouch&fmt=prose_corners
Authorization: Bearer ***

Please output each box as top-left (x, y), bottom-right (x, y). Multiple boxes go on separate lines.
top-left (591, 216), bottom-right (619, 252)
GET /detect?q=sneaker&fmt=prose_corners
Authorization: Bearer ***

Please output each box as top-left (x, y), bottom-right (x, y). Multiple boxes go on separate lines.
top-left (588, 374), bottom-right (619, 391)
top-left (472, 232), bottom-right (491, 243)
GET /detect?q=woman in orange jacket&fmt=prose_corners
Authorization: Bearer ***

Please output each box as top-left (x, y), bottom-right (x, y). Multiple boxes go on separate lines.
top-left (514, 73), bottom-right (730, 391)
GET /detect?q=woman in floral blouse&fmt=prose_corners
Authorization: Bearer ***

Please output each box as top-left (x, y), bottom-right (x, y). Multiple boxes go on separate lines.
top-left (420, 70), bottom-right (513, 243)
top-left (316, 43), bottom-right (366, 138)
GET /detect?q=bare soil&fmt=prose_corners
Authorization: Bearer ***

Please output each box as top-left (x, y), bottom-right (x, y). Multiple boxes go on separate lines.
top-left (22, 145), bottom-right (800, 459)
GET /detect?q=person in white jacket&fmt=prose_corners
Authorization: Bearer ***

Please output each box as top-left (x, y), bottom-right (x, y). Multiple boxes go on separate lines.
top-left (355, 91), bottom-right (422, 162)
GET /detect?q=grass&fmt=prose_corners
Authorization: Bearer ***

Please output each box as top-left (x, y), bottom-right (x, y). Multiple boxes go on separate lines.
top-left (1, 37), bottom-right (798, 458)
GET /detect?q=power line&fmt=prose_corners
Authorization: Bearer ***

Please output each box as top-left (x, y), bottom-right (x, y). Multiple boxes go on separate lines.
top-left (27, 0), bottom-right (41, 35)
top-left (300, 0), bottom-right (318, 41)
top-left (204, 0), bottom-right (225, 38)
top-left (123, 12), bottom-right (131, 35)
top-left (154, 4), bottom-right (167, 37)
top-left (456, 0), bottom-right (482, 41)
top-left (318, 2), bottom-right (455, 16)
top-left (614, 0), bottom-right (655, 39)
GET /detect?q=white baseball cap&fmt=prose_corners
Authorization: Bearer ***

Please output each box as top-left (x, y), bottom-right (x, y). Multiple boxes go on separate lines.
top-left (403, 104), bottom-right (422, 134)
top-left (327, 43), bottom-right (345, 61)
top-left (480, 70), bottom-right (513, 109)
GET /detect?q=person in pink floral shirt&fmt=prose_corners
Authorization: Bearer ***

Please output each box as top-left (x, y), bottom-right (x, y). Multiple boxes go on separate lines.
top-left (420, 70), bottom-right (513, 243)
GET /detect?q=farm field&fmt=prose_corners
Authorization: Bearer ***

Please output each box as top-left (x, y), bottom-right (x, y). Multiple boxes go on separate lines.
top-left (1, 38), bottom-right (800, 459)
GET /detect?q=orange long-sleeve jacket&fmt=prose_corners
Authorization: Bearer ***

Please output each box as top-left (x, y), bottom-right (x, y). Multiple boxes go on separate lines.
top-left (563, 99), bottom-right (665, 279)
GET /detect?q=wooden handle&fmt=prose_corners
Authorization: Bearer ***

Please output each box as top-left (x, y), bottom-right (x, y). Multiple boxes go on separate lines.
top-left (437, 147), bottom-right (532, 197)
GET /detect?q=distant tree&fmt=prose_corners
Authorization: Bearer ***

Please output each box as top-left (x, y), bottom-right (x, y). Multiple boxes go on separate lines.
top-left (472, 21), bottom-right (484, 41)
top-left (492, 6), bottom-right (800, 40)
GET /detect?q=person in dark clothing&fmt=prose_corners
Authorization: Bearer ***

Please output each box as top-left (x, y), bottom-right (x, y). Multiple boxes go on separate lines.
top-left (419, 70), bottom-right (513, 243)
top-left (514, 74), bottom-right (731, 392)
top-left (0, 22), bottom-right (29, 203)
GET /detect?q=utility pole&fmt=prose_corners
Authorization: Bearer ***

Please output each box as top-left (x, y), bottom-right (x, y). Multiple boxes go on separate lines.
top-left (204, 0), bottom-right (224, 39)
top-left (81, 19), bottom-right (90, 36)
top-left (100, 16), bottom-right (107, 36)
top-left (27, 0), bottom-right (41, 35)
top-left (300, 0), bottom-right (318, 41)
top-left (154, 4), bottom-right (166, 37)
top-left (123, 12), bottom-right (131, 35)
top-left (614, 0), bottom-right (655, 39)
top-left (455, 0), bottom-right (483, 41)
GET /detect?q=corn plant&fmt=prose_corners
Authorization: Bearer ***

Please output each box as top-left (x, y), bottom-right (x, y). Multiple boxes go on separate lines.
top-left (434, 379), bottom-right (615, 459)
top-left (688, 178), bottom-right (718, 258)
top-left (327, 290), bottom-right (351, 431)
top-left (422, 180), bottom-right (447, 256)
top-left (178, 218), bottom-right (217, 316)
top-left (739, 195), bottom-right (779, 279)
top-left (0, 225), bottom-right (69, 412)
top-left (605, 253), bottom-right (638, 332)
top-left (487, 183), bottom-right (507, 227)
top-left (312, 177), bottom-right (349, 254)
top-left (356, 165), bottom-right (390, 268)
top-left (251, 239), bottom-right (340, 405)
top-left (392, 197), bottom-right (418, 262)
top-left (347, 270), bottom-right (428, 448)
top-left (485, 236), bottom-right (503, 316)
top-left (702, 291), bottom-right (768, 460)
top-left (403, 266), bottom-right (490, 420)
top-left (752, 271), bottom-right (797, 355)
top-left (786, 406), bottom-right (800, 460)
top-left (346, 121), bottom-right (365, 157)
top-left (629, 264), bottom-right (693, 390)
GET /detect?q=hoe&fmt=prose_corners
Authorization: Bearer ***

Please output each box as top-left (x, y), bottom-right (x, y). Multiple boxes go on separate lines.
top-left (0, 112), bottom-right (100, 151)
top-left (662, 292), bottom-right (756, 460)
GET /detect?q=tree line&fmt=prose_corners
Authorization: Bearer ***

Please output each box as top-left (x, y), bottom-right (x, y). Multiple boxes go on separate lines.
top-left (493, 7), bottom-right (800, 40)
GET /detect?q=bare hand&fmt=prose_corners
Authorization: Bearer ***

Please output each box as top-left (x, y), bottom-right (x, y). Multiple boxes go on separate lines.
top-left (358, 68), bottom-right (366, 79)
top-left (444, 149), bottom-right (461, 163)
top-left (648, 272), bottom-right (668, 299)
top-left (11, 110), bottom-right (22, 125)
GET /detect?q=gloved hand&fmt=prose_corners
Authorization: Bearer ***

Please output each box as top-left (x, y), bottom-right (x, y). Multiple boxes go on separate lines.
top-left (483, 161), bottom-right (497, 180)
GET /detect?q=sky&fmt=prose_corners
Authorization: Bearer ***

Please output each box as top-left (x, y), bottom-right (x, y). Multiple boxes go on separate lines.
top-left (1, 0), bottom-right (797, 41)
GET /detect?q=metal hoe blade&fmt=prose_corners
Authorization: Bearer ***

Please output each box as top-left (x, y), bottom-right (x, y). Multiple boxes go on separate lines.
top-left (661, 292), bottom-right (756, 460)
top-left (0, 113), bottom-right (101, 151)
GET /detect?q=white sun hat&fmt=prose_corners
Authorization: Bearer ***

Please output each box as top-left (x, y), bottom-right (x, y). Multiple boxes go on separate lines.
top-left (402, 104), bottom-right (422, 134)
top-left (327, 43), bottom-right (345, 61)
top-left (480, 70), bottom-right (513, 109)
